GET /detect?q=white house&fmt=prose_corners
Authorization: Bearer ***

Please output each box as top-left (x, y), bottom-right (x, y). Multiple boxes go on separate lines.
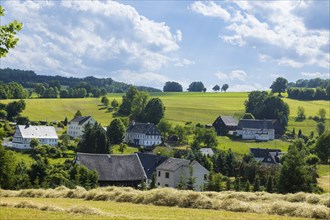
top-left (236, 119), bottom-right (275, 141)
top-left (12, 125), bottom-right (58, 149)
top-left (67, 116), bottom-right (96, 138)
top-left (156, 158), bottom-right (209, 191)
top-left (124, 122), bottom-right (161, 147)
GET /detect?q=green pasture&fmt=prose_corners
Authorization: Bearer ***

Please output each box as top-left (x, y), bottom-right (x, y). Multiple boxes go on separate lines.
top-left (1, 91), bottom-right (329, 140)
top-left (217, 136), bottom-right (290, 154)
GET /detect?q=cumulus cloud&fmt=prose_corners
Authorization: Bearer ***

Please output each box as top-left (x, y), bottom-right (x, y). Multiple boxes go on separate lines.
top-left (190, 1), bottom-right (329, 69)
top-left (301, 72), bottom-right (330, 79)
top-left (215, 70), bottom-right (247, 81)
top-left (112, 71), bottom-right (170, 88)
top-left (190, 1), bottom-right (231, 21)
top-left (230, 83), bottom-right (267, 92)
top-left (2, 0), bottom-right (182, 78)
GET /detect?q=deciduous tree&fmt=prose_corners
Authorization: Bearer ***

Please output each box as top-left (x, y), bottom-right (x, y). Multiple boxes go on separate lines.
top-left (0, 6), bottom-right (22, 58)
top-left (270, 77), bottom-right (288, 96)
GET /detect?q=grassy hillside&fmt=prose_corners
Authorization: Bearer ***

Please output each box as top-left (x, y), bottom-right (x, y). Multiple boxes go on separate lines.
top-left (1, 92), bottom-right (328, 127)
top-left (1, 92), bottom-right (329, 155)
top-left (1, 187), bottom-right (329, 219)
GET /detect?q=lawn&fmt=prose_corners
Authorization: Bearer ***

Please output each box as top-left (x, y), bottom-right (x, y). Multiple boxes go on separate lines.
top-left (0, 197), bottom-right (311, 220)
top-left (216, 136), bottom-right (290, 154)
top-left (112, 145), bottom-right (138, 154)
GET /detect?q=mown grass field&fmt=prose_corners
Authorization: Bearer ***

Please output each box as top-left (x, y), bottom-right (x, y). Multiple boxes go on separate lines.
top-left (0, 197), bottom-right (309, 220)
top-left (3, 185), bottom-right (329, 220)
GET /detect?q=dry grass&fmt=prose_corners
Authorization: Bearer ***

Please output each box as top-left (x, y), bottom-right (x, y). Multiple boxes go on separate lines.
top-left (1, 186), bottom-right (329, 219)
top-left (0, 200), bottom-right (104, 216)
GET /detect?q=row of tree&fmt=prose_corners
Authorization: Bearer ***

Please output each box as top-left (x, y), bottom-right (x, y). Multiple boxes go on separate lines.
top-left (0, 68), bottom-right (161, 94)
top-left (0, 81), bottom-right (28, 99)
top-left (163, 81), bottom-right (229, 92)
top-left (288, 78), bottom-right (330, 89)
top-left (287, 87), bottom-right (330, 100)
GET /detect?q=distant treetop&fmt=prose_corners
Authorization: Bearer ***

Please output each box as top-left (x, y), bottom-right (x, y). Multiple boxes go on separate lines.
top-left (163, 81), bottom-right (183, 92)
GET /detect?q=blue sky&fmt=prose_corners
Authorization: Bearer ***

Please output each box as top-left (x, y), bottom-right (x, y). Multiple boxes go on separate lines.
top-left (1, 0), bottom-right (329, 91)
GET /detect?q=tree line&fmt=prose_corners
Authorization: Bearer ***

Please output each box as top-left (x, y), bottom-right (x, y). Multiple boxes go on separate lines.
top-left (163, 81), bottom-right (229, 92)
top-left (270, 76), bottom-right (330, 100)
top-left (0, 68), bottom-right (161, 96)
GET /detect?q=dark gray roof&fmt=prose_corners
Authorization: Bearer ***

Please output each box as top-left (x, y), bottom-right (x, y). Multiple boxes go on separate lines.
top-left (220, 116), bottom-right (238, 126)
top-left (126, 122), bottom-right (161, 135)
top-left (136, 153), bottom-right (168, 179)
top-left (238, 119), bottom-right (274, 129)
top-left (76, 153), bottom-right (146, 181)
top-left (250, 148), bottom-right (281, 158)
top-left (69, 116), bottom-right (92, 125)
top-left (156, 158), bottom-right (190, 172)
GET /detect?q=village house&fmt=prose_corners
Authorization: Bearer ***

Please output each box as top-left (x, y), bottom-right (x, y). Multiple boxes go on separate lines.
top-left (236, 119), bottom-right (275, 141)
top-left (156, 158), bottom-right (209, 191)
top-left (136, 152), bottom-right (168, 186)
top-left (75, 152), bottom-right (147, 187)
top-left (250, 148), bottom-right (284, 165)
top-left (212, 115), bottom-right (238, 135)
top-left (124, 122), bottom-right (162, 147)
top-left (67, 116), bottom-right (96, 138)
top-left (12, 125), bottom-right (58, 149)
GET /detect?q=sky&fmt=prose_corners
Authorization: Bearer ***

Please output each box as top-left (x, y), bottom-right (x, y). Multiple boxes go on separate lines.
top-left (1, 0), bottom-right (329, 91)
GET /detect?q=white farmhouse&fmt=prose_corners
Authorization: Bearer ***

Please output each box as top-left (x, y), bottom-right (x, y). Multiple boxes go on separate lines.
top-left (124, 122), bottom-right (161, 147)
top-left (236, 119), bottom-right (275, 141)
top-left (12, 125), bottom-right (58, 149)
top-left (67, 116), bottom-right (95, 138)
top-left (156, 158), bottom-right (209, 191)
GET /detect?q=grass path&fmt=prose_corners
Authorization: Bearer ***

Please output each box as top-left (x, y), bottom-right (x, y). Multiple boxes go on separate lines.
top-left (0, 197), bottom-right (311, 220)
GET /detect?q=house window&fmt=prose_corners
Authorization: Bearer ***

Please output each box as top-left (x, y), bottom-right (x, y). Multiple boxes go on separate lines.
top-left (165, 184), bottom-right (169, 187)
top-left (157, 182), bottom-right (160, 186)
top-left (165, 172), bottom-right (170, 178)
top-left (158, 171), bottom-right (161, 177)
top-left (204, 174), bottom-right (208, 181)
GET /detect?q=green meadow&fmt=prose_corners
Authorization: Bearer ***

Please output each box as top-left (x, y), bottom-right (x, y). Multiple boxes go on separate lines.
top-left (1, 92), bottom-right (328, 126)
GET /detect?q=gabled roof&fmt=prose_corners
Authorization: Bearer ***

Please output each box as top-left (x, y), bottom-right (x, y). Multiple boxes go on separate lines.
top-left (76, 153), bottom-right (146, 182)
top-left (238, 119), bottom-right (274, 130)
top-left (200, 148), bottom-right (214, 156)
top-left (126, 122), bottom-right (161, 135)
top-left (217, 116), bottom-right (238, 126)
top-left (136, 153), bottom-right (168, 179)
top-left (156, 157), bottom-right (190, 172)
top-left (69, 116), bottom-right (93, 125)
top-left (17, 125), bottom-right (58, 139)
top-left (250, 148), bottom-right (281, 158)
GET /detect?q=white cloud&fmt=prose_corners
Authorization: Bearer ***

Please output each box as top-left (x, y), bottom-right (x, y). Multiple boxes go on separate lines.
top-left (190, 1), bottom-right (330, 69)
top-left (215, 70), bottom-right (247, 81)
top-left (301, 72), bottom-right (330, 79)
top-left (230, 83), bottom-right (266, 92)
top-left (112, 71), bottom-right (170, 88)
top-left (190, 1), bottom-right (231, 21)
top-left (2, 0), bottom-right (182, 78)
top-left (175, 58), bottom-right (195, 67)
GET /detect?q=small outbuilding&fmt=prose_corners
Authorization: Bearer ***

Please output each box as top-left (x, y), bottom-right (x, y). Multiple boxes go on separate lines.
top-left (212, 116), bottom-right (238, 135)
